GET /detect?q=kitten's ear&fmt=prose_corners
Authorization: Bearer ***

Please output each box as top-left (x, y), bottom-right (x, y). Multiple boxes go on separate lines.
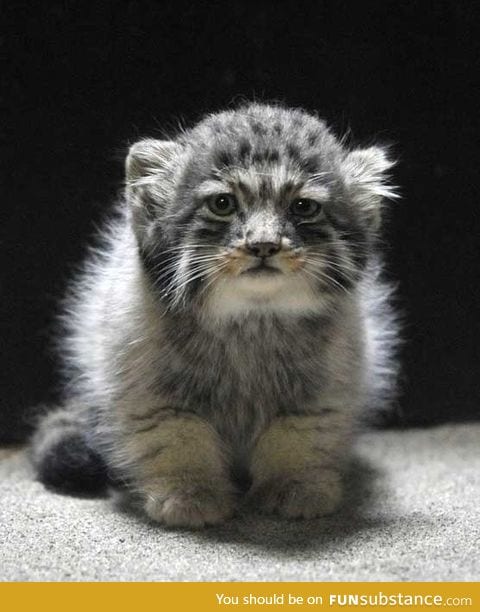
top-left (126, 140), bottom-right (183, 244)
top-left (342, 146), bottom-right (398, 230)
top-left (126, 139), bottom-right (182, 186)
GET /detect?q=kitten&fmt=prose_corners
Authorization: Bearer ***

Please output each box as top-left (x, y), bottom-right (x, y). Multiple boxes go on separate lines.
top-left (31, 103), bottom-right (398, 528)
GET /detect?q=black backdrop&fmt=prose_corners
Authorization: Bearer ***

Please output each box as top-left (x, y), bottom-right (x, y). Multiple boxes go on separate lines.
top-left (2, 1), bottom-right (479, 442)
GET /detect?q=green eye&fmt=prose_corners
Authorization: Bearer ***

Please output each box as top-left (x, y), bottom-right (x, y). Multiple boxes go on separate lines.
top-left (290, 198), bottom-right (322, 218)
top-left (207, 194), bottom-right (237, 217)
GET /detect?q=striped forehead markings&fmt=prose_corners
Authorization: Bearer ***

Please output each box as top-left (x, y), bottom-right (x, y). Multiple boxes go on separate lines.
top-left (195, 170), bottom-right (331, 208)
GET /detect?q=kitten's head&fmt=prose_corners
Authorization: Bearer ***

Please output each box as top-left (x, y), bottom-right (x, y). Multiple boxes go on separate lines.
top-left (126, 103), bottom-right (396, 318)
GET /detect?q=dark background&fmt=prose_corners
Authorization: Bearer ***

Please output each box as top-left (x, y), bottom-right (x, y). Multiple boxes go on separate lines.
top-left (2, 1), bottom-right (479, 442)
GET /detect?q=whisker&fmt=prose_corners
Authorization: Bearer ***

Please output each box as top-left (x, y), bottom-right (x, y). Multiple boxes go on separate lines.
top-left (196, 267), bottom-right (228, 303)
top-left (301, 267), bottom-right (350, 294)
top-left (168, 261), bottom-right (229, 295)
top-left (306, 257), bottom-right (359, 276)
top-left (146, 252), bottom-right (224, 273)
top-left (171, 261), bottom-right (230, 308)
top-left (155, 244), bottom-right (221, 253)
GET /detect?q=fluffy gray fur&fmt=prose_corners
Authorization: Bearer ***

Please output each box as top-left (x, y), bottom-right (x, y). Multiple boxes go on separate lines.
top-left (31, 103), bottom-right (399, 527)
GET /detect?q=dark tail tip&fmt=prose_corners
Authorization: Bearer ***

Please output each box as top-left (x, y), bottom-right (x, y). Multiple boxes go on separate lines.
top-left (35, 431), bottom-right (109, 495)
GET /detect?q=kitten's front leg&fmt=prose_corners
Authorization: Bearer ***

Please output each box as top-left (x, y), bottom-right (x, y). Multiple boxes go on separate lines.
top-left (248, 414), bottom-right (350, 519)
top-left (123, 411), bottom-right (235, 528)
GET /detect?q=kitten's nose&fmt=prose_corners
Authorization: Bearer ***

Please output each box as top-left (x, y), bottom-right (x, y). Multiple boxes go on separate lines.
top-left (246, 241), bottom-right (281, 258)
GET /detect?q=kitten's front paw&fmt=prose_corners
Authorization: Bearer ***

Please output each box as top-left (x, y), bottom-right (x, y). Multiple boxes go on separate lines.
top-left (248, 469), bottom-right (343, 519)
top-left (144, 481), bottom-right (235, 528)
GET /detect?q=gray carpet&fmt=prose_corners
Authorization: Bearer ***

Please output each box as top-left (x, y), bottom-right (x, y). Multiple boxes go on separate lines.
top-left (1, 424), bottom-right (479, 581)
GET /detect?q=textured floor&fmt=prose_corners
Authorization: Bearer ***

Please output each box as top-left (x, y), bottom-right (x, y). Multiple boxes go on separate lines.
top-left (1, 424), bottom-right (479, 581)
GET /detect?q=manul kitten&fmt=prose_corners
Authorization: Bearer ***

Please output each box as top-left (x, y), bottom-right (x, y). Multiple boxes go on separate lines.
top-left (31, 103), bottom-right (399, 527)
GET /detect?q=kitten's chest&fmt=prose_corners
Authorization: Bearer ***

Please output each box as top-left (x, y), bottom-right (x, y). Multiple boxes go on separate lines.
top-left (160, 315), bottom-right (325, 426)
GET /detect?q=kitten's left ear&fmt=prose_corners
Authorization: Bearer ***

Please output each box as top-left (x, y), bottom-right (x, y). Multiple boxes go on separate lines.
top-left (342, 146), bottom-right (398, 230)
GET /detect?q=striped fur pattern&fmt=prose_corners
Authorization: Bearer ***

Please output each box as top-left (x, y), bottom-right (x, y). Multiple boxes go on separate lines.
top-left (31, 103), bottom-right (399, 527)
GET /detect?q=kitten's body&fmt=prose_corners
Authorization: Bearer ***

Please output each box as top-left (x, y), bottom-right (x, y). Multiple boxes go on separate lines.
top-left (32, 103), bottom-right (398, 527)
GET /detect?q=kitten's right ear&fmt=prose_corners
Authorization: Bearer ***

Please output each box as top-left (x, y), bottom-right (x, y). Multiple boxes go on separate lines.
top-left (126, 139), bottom-right (182, 187)
top-left (126, 140), bottom-right (183, 244)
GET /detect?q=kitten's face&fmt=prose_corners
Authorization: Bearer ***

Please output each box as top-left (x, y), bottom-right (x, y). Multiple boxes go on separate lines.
top-left (171, 166), bottom-right (347, 318)
top-left (127, 104), bottom-right (394, 318)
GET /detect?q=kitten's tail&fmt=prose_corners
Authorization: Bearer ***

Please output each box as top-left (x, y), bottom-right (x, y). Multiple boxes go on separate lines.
top-left (30, 402), bottom-right (109, 494)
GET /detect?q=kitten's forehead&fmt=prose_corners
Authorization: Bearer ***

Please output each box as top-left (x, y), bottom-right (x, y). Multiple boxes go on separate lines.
top-left (181, 104), bottom-right (342, 202)
top-left (196, 166), bottom-right (331, 206)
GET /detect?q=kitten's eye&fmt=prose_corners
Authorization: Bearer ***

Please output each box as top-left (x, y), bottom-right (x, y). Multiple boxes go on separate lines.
top-left (207, 194), bottom-right (237, 217)
top-left (290, 198), bottom-right (322, 218)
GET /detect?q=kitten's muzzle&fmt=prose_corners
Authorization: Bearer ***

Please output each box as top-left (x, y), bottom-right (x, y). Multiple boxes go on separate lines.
top-left (245, 241), bottom-right (281, 258)
top-left (225, 241), bottom-right (301, 276)
top-left (243, 260), bottom-right (280, 275)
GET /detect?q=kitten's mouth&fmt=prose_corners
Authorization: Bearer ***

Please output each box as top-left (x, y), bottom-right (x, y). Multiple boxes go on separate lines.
top-left (242, 261), bottom-right (281, 276)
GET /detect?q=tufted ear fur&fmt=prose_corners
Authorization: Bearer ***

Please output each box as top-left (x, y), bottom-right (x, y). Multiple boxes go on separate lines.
top-left (125, 139), bottom-right (183, 244)
top-left (126, 139), bottom-right (182, 186)
top-left (342, 147), bottom-right (397, 230)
